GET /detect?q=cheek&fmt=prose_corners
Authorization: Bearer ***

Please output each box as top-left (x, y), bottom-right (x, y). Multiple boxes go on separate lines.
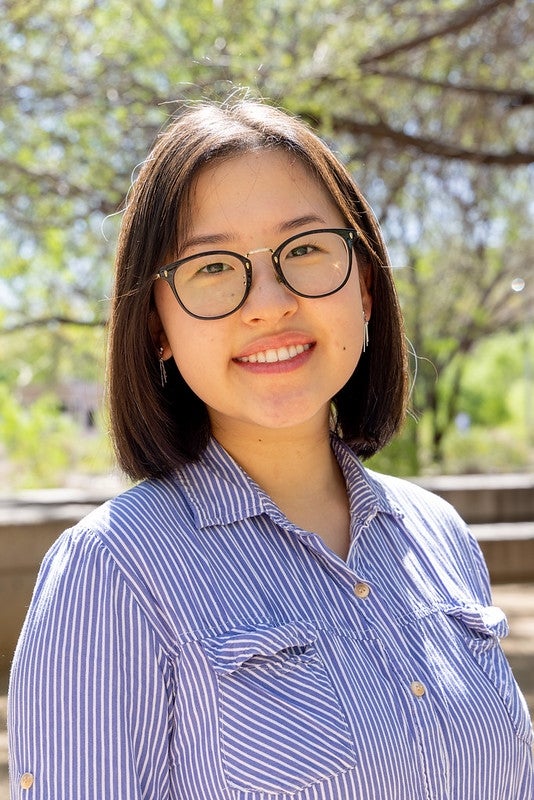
top-left (335, 322), bottom-right (362, 365)
top-left (155, 287), bottom-right (218, 376)
top-left (329, 287), bottom-right (364, 357)
top-left (170, 327), bottom-right (226, 395)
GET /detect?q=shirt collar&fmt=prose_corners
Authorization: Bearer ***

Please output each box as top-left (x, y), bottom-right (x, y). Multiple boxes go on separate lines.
top-left (176, 438), bottom-right (266, 529)
top-left (330, 436), bottom-right (402, 525)
top-left (176, 435), bottom-right (400, 531)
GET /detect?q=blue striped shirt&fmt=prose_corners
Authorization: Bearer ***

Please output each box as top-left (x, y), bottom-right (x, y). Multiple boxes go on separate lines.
top-left (8, 436), bottom-right (534, 799)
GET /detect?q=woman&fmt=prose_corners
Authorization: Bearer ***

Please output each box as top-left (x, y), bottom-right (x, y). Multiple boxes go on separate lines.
top-left (9, 99), bottom-right (533, 799)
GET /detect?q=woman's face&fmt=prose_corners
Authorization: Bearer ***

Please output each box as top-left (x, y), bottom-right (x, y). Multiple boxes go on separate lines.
top-left (153, 149), bottom-right (372, 443)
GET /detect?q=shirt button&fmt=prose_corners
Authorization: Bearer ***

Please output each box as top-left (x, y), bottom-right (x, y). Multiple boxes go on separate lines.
top-left (354, 582), bottom-right (371, 599)
top-left (410, 681), bottom-right (426, 697)
top-left (20, 773), bottom-right (35, 789)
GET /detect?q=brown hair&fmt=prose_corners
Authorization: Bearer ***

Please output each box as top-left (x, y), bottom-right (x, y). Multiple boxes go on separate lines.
top-left (107, 99), bottom-right (408, 481)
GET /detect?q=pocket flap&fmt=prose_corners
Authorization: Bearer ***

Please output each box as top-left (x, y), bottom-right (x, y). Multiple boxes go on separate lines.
top-left (444, 603), bottom-right (509, 639)
top-left (202, 620), bottom-right (317, 673)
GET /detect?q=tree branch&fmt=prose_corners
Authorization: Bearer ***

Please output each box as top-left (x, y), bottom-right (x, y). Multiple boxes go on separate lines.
top-left (3, 317), bottom-right (107, 333)
top-left (331, 116), bottom-right (534, 165)
top-left (360, 67), bottom-right (534, 106)
top-left (0, 159), bottom-right (121, 218)
top-left (359, 0), bottom-right (519, 65)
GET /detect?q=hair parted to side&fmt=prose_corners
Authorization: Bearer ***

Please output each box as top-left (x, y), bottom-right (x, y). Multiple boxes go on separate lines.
top-left (107, 97), bottom-right (408, 481)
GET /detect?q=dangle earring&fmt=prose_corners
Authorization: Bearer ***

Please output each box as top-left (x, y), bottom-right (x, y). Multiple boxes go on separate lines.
top-left (159, 347), bottom-right (168, 387)
top-left (362, 313), bottom-right (369, 353)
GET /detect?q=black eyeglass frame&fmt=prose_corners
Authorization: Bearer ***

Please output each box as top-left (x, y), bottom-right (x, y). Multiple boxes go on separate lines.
top-left (153, 227), bottom-right (359, 320)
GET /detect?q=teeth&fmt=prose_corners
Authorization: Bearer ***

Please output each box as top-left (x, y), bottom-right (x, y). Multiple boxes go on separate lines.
top-left (238, 343), bottom-right (310, 363)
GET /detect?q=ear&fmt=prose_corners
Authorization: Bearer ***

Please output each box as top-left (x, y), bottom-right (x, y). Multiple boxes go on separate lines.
top-left (148, 309), bottom-right (172, 360)
top-left (359, 268), bottom-right (373, 322)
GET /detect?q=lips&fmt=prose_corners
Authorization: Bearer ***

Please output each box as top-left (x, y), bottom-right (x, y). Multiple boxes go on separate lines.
top-left (236, 343), bottom-right (312, 364)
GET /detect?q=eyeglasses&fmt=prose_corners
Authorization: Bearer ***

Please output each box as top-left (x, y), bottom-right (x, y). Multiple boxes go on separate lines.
top-left (153, 227), bottom-right (358, 320)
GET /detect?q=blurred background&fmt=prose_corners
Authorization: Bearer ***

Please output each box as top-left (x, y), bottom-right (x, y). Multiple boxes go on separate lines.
top-left (0, 0), bottom-right (533, 794)
top-left (0, 0), bottom-right (533, 487)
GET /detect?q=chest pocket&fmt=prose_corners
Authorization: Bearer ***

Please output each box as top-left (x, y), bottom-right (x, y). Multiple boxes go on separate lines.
top-left (201, 621), bottom-right (357, 794)
top-left (444, 603), bottom-right (533, 747)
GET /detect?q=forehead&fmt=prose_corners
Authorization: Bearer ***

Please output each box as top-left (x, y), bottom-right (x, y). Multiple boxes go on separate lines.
top-left (187, 149), bottom-right (345, 240)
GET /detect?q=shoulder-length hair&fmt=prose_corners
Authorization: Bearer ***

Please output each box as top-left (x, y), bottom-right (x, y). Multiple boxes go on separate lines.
top-left (107, 99), bottom-right (408, 481)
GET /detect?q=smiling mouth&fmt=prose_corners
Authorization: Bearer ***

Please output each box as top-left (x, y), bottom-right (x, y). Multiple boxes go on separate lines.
top-left (236, 343), bottom-right (312, 364)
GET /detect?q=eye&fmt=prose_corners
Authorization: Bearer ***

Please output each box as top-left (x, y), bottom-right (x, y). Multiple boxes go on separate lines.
top-left (197, 261), bottom-right (233, 275)
top-left (287, 243), bottom-right (317, 258)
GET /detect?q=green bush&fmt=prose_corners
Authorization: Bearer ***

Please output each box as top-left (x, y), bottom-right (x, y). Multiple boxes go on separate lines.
top-left (0, 384), bottom-right (113, 488)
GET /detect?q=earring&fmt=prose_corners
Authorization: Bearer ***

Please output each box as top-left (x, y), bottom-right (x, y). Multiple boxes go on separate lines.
top-left (362, 313), bottom-right (369, 353)
top-left (159, 347), bottom-right (168, 387)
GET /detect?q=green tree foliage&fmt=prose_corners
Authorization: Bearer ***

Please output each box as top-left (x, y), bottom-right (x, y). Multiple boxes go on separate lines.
top-left (391, 168), bottom-right (534, 467)
top-left (0, 384), bottom-right (106, 487)
top-left (1, 0), bottom-right (533, 478)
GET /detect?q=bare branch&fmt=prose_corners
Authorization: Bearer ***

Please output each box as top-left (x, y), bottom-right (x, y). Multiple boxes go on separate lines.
top-left (0, 159), bottom-right (121, 218)
top-left (360, 68), bottom-right (534, 107)
top-left (359, 0), bottom-right (519, 66)
top-left (3, 317), bottom-right (107, 333)
top-left (331, 116), bottom-right (534, 165)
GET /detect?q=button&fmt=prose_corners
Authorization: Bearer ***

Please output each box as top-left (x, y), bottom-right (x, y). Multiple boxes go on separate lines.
top-left (410, 681), bottom-right (426, 697)
top-left (354, 582), bottom-right (370, 599)
top-left (20, 773), bottom-right (34, 789)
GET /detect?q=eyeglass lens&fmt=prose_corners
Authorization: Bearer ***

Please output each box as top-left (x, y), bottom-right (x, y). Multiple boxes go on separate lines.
top-left (172, 229), bottom-right (351, 319)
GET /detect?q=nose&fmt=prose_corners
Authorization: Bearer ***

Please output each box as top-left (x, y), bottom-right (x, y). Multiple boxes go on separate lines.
top-left (240, 251), bottom-right (298, 324)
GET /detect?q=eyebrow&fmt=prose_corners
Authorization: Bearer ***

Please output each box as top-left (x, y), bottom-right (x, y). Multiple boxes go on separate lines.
top-left (179, 215), bottom-right (328, 253)
top-left (279, 214), bottom-right (328, 233)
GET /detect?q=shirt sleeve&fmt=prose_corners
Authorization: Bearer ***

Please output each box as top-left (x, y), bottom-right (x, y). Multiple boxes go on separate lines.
top-left (8, 527), bottom-right (174, 799)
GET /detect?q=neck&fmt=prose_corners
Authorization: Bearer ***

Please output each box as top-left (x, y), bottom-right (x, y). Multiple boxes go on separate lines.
top-left (211, 416), bottom-right (335, 494)
top-left (211, 416), bottom-right (351, 558)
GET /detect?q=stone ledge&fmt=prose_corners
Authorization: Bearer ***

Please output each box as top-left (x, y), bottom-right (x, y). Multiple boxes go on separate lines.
top-left (471, 521), bottom-right (534, 540)
top-left (473, 523), bottom-right (534, 585)
top-left (415, 474), bottom-right (534, 524)
top-left (3, 472), bottom-right (533, 525)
